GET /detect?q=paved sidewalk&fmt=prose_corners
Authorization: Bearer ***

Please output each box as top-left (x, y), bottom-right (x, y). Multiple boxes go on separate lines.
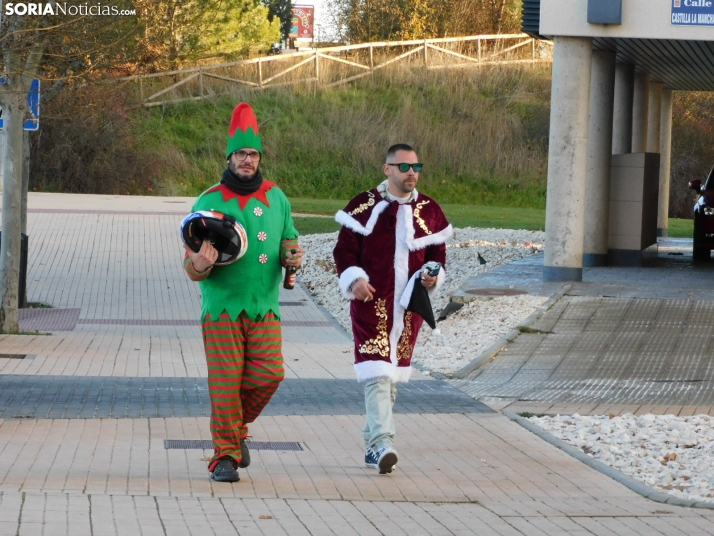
top-left (1, 193), bottom-right (714, 534)
top-left (452, 238), bottom-right (714, 417)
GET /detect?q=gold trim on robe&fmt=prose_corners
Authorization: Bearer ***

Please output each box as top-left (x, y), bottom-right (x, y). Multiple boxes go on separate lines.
top-left (358, 299), bottom-right (390, 357)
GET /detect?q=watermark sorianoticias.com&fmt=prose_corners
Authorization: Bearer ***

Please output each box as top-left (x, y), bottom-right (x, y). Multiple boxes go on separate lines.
top-left (4, 3), bottom-right (136, 15)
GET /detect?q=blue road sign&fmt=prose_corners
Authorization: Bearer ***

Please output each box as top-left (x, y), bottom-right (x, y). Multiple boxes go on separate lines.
top-left (672, 0), bottom-right (714, 26)
top-left (0, 78), bottom-right (41, 131)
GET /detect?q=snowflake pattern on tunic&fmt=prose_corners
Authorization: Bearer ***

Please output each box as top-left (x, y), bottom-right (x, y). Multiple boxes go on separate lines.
top-left (257, 231), bottom-right (267, 241)
top-left (259, 254), bottom-right (268, 264)
top-left (253, 207), bottom-right (263, 217)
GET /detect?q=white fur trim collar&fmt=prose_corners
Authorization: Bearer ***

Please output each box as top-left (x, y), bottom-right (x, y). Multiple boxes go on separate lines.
top-left (408, 224), bottom-right (454, 251)
top-left (335, 200), bottom-right (390, 237)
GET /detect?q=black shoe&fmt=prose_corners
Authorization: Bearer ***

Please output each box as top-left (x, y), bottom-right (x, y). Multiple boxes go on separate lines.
top-left (210, 456), bottom-right (239, 483)
top-left (239, 438), bottom-right (250, 468)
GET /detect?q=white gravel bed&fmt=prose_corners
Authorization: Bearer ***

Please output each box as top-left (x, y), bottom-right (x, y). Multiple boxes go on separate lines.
top-left (414, 294), bottom-right (548, 375)
top-left (299, 224), bottom-right (714, 505)
top-left (529, 413), bottom-right (714, 504)
top-left (298, 227), bottom-right (546, 375)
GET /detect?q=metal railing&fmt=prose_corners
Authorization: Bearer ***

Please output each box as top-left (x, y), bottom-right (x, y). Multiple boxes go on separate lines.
top-left (122, 34), bottom-right (553, 107)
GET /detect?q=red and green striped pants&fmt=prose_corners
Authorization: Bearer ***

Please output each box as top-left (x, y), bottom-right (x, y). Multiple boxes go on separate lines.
top-left (202, 311), bottom-right (284, 466)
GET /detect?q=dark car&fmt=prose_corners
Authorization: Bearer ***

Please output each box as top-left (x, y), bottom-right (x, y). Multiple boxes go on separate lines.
top-left (688, 165), bottom-right (714, 260)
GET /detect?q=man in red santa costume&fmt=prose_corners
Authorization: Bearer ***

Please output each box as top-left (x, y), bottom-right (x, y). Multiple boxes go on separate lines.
top-left (333, 143), bottom-right (452, 474)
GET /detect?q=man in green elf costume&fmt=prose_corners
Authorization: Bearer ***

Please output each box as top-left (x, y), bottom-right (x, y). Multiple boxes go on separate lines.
top-left (184, 102), bottom-right (303, 483)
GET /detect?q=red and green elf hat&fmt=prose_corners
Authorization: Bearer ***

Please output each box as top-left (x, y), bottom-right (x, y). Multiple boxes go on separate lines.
top-left (226, 102), bottom-right (263, 159)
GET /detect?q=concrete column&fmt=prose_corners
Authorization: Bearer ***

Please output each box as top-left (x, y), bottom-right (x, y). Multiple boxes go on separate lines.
top-left (0, 130), bottom-right (4, 193)
top-left (657, 88), bottom-right (673, 237)
top-left (631, 72), bottom-right (650, 152)
top-left (544, 36), bottom-right (593, 282)
top-left (647, 82), bottom-right (663, 153)
top-left (583, 50), bottom-right (616, 267)
top-left (612, 63), bottom-right (634, 154)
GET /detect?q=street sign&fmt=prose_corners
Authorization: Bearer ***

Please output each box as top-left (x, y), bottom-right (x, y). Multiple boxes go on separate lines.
top-left (672, 0), bottom-right (714, 26)
top-left (0, 78), bottom-right (41, 131)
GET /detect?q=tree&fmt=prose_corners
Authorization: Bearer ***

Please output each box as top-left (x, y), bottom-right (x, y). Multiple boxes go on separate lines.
top-left (197, 2), bottom-right (281, 58)
top-left (326, 0), bottom-right (521, 43)
top-left (262, 0), bottom-right (292, 43)
top-left (0, 0), bottom-right (280, 331)
top-left (133, 0), bottom-right (281, 71)
top-left (486, 0), bottom-right (520, 34)
top-left (0, 3), bottom-right (136, 331)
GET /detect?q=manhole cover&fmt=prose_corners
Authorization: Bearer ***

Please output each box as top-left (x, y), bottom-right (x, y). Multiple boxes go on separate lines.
top-left (164, 440), bottom-right (303, 451)
top-left (19, 308), bottom-right (80, 331)
top-left (465, 288), bottom-right (527, 296)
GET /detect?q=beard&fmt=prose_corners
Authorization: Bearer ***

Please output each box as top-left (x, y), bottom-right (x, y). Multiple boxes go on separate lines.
top-left (228, 161), bottom-right (257, 179)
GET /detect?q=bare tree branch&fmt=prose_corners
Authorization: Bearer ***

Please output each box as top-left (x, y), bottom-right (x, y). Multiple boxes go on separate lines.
top-left (24, 40), bottom-right (46, 80)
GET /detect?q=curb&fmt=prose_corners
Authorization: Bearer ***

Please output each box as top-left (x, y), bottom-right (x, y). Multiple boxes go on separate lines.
top-left (450, 284), bottom-right (571, 379)
top-left (505, 412), bottom-right (714, 510)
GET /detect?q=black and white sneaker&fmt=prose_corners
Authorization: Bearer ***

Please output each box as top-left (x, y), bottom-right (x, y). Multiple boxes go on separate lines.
top-left (365, 446), bottom-right (398, 474)
top-left (365, 448), bottom-right (380, 469)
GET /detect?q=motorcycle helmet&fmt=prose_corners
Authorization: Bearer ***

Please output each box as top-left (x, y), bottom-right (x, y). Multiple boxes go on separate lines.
top-left (180, 210), bottom-right (248, 266)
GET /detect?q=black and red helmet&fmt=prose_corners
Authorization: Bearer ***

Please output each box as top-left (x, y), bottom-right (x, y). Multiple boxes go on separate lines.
top-left (180, 210), bottom-right (248, 266)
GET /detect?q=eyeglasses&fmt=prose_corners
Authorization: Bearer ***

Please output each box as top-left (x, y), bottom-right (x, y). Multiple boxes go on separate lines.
top-left (232, 150), bottom-right (261, 162)
top-left (387, 163), bottom-right (423, 173)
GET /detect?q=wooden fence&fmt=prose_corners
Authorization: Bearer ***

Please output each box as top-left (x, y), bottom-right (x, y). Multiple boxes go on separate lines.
top-left (122, 34), bottom-right (553, 107)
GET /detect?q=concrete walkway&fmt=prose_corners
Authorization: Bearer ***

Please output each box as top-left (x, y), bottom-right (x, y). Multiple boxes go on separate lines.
top-left (453, 239), bottom-right (714, 418)
top-left (1, 193), bottom-right (714, 534)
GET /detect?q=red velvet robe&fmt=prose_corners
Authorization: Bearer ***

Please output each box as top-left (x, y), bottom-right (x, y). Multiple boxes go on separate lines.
top-left (333, 188), bottom-right (452, 382)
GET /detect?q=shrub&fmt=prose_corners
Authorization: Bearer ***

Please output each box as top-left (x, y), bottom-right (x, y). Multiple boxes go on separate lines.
top-left (30, 82), bottom-right (160, 195)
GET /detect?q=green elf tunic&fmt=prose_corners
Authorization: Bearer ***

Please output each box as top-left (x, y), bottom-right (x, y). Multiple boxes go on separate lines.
top-left (191, 180), bottom-right (299, 322)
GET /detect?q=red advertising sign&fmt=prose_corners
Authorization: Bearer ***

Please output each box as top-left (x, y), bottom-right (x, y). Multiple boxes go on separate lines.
top-left (290, 5), bottom-right (314, 39)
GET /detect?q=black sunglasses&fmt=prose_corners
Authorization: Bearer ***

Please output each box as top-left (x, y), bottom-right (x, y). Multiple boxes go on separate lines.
top-left (387, 163), bottom-right (423, 173)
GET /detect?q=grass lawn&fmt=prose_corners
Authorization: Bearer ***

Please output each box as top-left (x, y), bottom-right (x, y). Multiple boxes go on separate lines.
top-left (293, 217), bottom-right (341, 235)
top-left (291, 197), bottom-right (694, 238)
top-left (668, 218), bottom-right (693, 238)
top-left (291, 199), bottom-right (546, 235)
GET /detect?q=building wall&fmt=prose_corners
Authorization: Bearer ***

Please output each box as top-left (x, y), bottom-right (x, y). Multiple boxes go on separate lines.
top-left (540, 0), bottom-right (714, 41)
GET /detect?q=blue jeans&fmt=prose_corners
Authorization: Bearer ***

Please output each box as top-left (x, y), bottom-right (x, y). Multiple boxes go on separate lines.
top-left (362, 377), bottom-right (397, 451)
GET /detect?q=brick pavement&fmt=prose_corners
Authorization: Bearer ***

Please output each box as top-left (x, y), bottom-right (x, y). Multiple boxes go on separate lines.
top-left (0, 376), bottom-right (494, 418)
top-left (0, 193), bottom-right (714, 534)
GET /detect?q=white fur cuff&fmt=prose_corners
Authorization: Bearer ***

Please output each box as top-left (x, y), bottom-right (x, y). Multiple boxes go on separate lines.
top-left (339, 266), bottom-right (369, 299)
